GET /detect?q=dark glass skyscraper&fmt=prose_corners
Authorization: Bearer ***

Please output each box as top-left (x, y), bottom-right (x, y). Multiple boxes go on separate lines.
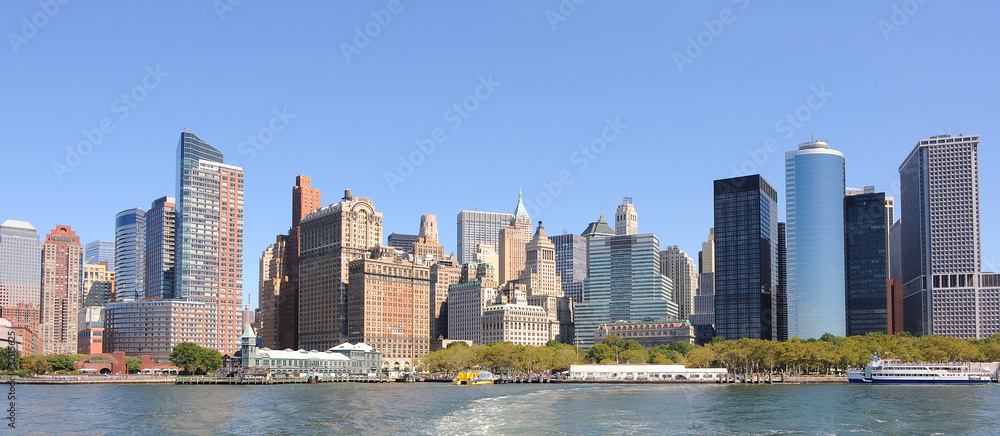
top-left (777, 222), bottom-right (787, 341)
top-left (844, 188), bottom-right (894, 336)
top-left (713, 175), bottom-right (778, 341)
top-left (144, 196), bottom-right (176, 299)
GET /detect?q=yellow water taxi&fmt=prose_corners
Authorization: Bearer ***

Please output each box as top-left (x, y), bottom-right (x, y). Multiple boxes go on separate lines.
top-left (452, 368), bottom-right (494, 385)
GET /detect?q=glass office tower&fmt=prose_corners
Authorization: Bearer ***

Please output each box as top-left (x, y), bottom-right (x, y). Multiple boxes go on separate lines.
top-left (713, 175), bottom-right (779, 341)
top-left (114, 208), bottom-right (145, 301)
top-left (785, 140), bottom-right (846, 339)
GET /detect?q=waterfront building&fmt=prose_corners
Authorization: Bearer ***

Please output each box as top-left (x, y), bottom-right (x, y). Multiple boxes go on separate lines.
top-left (899, 134), bottom-right (997, 338)
top-left (144, 196), bottom-right (176, 299)
top-left (690, 229), bottom-right (715, 327)
top-left (498, 225), bottom-right (528, 285)
top-left (84, 240), bottom-right (114, 267)
top-left (299, 189), bottom-right (383, 351)
top-left (844, 187), bottom-right (894, 336)
top-left (239, 326), bottom-right (383, 377)
top-left (482, 287), bottom-right (551, 347)
top-left (81, 261), bottom-right (115, 307)
top-left (175, 131), bottom-right (245, 353)
top-left (713, 175), bottom-right (779, 341)
top-left (0, 220), bottom-right (42, 307)
top-left (456, 210), bottom-right (515, 265)
top-left (258, 236), bottom-right (287, 349)
top-left (446, 281), bottom-right (498, 344)
top-left (549, 233), bottom-right (586, 304)
top-left (568, 364), bottom-right (726, 382)
top-left (347, 248), bottom-right (431, 370)
top-left (786, 140), bottom-right (847, 339)
top-left (114, 208), bottom-right (145, 301)
top-left (40, 225), bottom-right (83, 355)
top-left (615, 197), bottom-right (638, 236)
top-left (104, 299), bottom-right (210, 359)
top-left (777, 223), bottom-right (787, 341)
top-left (77, 322), bottom-right (104, 355)
top-left (593, 320), bottom-right (697, 347)
top-left (0, 303), bottom-right (39, 355)
top-left (387, 233), bottom-right (419, 254)
top-left (574, 231), bottom-right (677, 348)
top-left (280, 175), bottom-right (322, 350)
top-left (429, 255), bottom-right (461, 340)
top-left (78, 305), bottom-right (104, 330)
top-left (0, 319), bottom-right (23, 354)
top-left (661, 246), bottom-right (697, 321)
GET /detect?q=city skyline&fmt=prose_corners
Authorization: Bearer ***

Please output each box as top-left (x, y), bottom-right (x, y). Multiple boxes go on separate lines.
top-left (1, 3), bottom-right (999, 311)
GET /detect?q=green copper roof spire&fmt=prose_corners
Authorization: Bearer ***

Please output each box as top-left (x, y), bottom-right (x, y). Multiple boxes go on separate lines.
top-left (513, 189), bottom-right (530, 219)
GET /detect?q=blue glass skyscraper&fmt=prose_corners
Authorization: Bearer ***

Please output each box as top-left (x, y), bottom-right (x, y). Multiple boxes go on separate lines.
top-left (114, 207), bottom-right (145, 301)
top-left (785, 140), bottom-right (846, 339)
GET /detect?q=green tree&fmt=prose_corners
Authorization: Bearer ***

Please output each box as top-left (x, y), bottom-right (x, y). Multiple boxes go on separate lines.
top-left (667, 342), bottom-right (696, 356)
top-left (170, 343), bottom-right (204, 374)
top-left (0, 347), bottom-right (21, 373)
top-left (22, 355), bottom-right (51, 374)
top-left (584, 344), bottom-right (615, 363)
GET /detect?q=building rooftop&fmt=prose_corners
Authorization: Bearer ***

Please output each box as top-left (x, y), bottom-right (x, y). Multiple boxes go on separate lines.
top-left (0, 219), bottom-right (36, 232)
top-left (581, 212), bottom-right (614, 237)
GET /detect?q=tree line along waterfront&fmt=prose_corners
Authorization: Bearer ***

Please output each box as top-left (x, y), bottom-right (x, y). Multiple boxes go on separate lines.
top-left (3, 343), bottom-right (223, 376)
top-left (420, 333), bottom-right (1000, 376)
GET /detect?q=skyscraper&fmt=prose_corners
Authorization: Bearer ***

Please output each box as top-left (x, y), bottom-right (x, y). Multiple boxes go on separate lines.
top-left (549, 233), bottom-right (586, 304)
top-left (844, 187), bottom-right (894, 336)
top-left (785, 140), bottom-right (846, 339)
top-left (660, 246), bottom-right (698, 321)
top-left (0, 220), bottom-right (41, 307)
top-left (713, 175), bottom-right (778, 341)
top-left (615, 197), bottom-right (638, 236)
top-left (175, 131), bottom-right (245, 353)
top-left (114, 208), bottom-right (145, 301)
top-left (299, 189), bottom-right (382, 351)
top-left (429, 256), bottom-right (461, 340)
top-left (412, 215), bottom-right (445, 261)
top-left (40, 225), bottom-right (83, 355)
top-left (144, 196), bottom-right (176, 299)
top-left (84, 240), bottom-right (114, 267)
top-left (280, 175), bottom-right (321, 349)
top-left (81, 261), bottom-right (114, 307)
top-left (690, 229), bottom-right (715, 326)
top-left (456, 210), bottom-right (515, 265)
top-left (575, 230), bottom-right (677, 348)
top-left (523, 223), bottom-right (573, 343)
top-left (347, 248), bottom-right (430, 369)
top-left (777, 223), bottom-right (787, 341)
top-left (899, 134), bottom-right (994, 338)
top-left (258, 236), bottom-right (286, 349)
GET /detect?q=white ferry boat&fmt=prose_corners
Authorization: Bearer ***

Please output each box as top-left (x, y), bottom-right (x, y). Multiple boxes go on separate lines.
top-left (847, 355), bottom-right (991, 384)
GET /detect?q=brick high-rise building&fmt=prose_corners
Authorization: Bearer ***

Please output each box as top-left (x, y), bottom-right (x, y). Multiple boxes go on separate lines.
top-left (429, 255), bottom-right (461, 340)
top-left (413, 215), bottom-right (445, 261)
top-left (175, 131), bottom-right (245, 354)
top-left (347, 248), bottom-right (430, 369)
top-left (40, 225), bottom-right (83, 355)
top-left (279, 175), bottom-right (321, 349)
top-left (258, 236), bottom-right (286, 349)
top-left (299, 189), bottom-right (382, 351)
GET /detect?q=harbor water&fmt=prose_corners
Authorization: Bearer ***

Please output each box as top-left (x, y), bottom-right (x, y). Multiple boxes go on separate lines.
top-left (18, 382), bottom-right (1000, 434)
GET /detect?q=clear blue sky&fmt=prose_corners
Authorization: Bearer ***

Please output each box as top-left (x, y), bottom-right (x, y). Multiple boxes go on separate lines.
top-left (3, 1), bottom-right (998, 310)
